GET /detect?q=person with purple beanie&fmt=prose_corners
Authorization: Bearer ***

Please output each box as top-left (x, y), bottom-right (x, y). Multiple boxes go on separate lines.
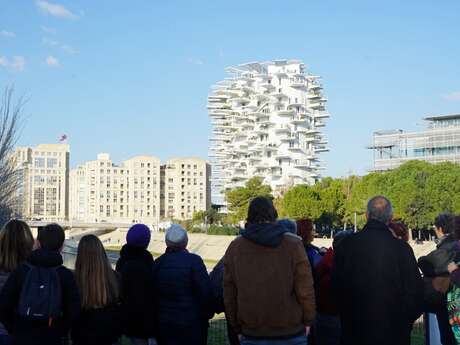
top-left (116, 224), bottom-right (156, 345)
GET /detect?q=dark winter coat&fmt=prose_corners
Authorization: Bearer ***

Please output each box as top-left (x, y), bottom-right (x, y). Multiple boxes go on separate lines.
top-left (418, 234), bottom-right (458, 277)
top-left (71, 303), bottom-right (122, 345)
top-left (209, 258), bottom-right (240, 345)
top-left (154, 248), bottom-right (213, 345)
top-left (115, 244), bottom-right (156, 339)
top-left (0, 249), bottom-right (80, 345)
top-left (209, 257), bottom-right (225, 314)
top-left (0, 271), bottom-right (10, 336)
top-left (332, 219), bottom-right (424, 345)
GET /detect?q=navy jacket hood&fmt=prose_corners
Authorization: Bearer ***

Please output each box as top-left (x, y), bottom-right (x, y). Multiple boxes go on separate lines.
top-left (28, 249), bottom-right (63, 267)
top-left (241, 222), bottom-right (288, 247)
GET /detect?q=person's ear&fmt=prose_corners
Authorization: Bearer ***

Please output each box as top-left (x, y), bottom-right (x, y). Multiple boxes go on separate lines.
top-left (59, 245), bottom-right (64, 253)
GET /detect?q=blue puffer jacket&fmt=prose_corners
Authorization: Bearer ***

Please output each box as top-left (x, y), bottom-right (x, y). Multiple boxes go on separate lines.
top-left (153, 249), bottom-right (214, 328)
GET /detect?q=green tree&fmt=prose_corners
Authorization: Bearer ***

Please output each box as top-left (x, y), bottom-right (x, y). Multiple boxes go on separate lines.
top-left (225, 177), bottom-right (272, 223)
top-left (281, 184), bottom-right (322, 220)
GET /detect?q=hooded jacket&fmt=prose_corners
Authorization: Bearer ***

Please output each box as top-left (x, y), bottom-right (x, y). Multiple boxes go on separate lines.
top-left (115, 244), bottom-right (156, 338)
top-left (224, 222), bottom-right (316, 338)
top-left (418, 233), bottom-right (459, 277)
top-left (0, 249), bottom-right (80, 345)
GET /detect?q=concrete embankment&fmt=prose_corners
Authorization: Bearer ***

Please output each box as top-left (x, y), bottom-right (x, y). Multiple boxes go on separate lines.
top-left (98, 229), bottom-right (437, 262)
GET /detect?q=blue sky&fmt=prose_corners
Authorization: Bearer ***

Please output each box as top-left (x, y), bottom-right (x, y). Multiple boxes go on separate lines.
top-left (1, 0), bottom-right (459, 177)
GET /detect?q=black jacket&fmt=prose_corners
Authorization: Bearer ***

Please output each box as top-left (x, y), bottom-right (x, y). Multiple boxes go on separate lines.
top-left (115, 244), bottom-right (156, 338)
top-left (0, 249), bottom-right (80, 345)
top-left (209, 257), bottom-right (225, 314)
top-left (71, 303), bottom-right (122, 345)
top-left (418, 234), bottom-right (458, 277)
top-left (332, 220), bottom-right (424, 345)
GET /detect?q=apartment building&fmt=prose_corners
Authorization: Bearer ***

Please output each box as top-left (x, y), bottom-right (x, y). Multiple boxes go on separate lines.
top-left (208, 59), bottom-right (329, 204)
top-left (368, 114), bottom-right (460, 171)
top-left (163, 157), bottom-right (211, 220)
top-left (13, 144), bottom-right (70, 221)
top-left (70, 153), bottom-right (161, 225)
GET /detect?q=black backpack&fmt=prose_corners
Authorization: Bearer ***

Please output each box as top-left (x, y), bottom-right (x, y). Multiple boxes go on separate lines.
top-left (18, 264), bottom-right (62, 324)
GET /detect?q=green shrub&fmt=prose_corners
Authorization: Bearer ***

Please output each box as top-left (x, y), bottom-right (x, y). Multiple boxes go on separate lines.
top-left (207, 225), bottom-right (240, 236)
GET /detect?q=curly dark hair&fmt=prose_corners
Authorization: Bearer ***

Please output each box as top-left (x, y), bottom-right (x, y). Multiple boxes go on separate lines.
top-left (434, 213), bottom-right (454, 235)
top-left (246, 196), bottom-right (277, 224)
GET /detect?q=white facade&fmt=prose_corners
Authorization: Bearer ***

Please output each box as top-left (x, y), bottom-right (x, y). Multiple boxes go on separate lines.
top-left (70, 154), bottom-right (161, 226)
top-left (162, 157), bottom-right (211, 220)
top-left (208, 60), bottom-right (329, 204)
top-left (13, 144), bottom-right (70, 221)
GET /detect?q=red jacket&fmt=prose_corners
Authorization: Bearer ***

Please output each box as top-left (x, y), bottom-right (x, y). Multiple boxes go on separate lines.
top-left (315, 247), bottom-right (338, 316)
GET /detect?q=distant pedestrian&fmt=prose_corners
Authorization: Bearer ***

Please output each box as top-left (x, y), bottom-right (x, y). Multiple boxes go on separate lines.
top-left (154, 224), bottom-right (213, 345)
top-left (116, 224), bottom-right (156, 345)
top-left (224, 196), bottom-right (315, 345)
top-left (72, 235), bottom-right (122, 345)
top-left (0, 220), bottom-right (34, 345)
top-left (333, 196), bottom-right (424, 345)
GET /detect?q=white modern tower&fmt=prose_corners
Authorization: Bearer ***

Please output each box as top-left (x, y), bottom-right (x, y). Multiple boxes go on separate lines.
top-left (208, 60), bottom-right (329, 204)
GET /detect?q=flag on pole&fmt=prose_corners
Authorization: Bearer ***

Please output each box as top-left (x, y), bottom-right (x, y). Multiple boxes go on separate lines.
top-left (59, 134), bottom-right (68, 143)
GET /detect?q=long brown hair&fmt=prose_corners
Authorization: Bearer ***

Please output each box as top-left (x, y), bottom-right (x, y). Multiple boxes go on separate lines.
top-left (296, 218), bottom-right (314, 246)
top-left (0, 219), bottom-right (34, 272)
top-left (74, 235), bottom-right (119, 309)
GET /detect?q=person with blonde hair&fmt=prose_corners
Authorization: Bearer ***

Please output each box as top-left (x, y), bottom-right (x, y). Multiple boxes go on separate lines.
top-left (0, 220), bottom-right (34, 345)
top-left (72, 234), bottom-right (122, 345)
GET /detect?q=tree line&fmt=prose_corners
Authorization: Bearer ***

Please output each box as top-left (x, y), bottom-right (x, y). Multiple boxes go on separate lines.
top-left (224, 160), bottom-right (460, 231)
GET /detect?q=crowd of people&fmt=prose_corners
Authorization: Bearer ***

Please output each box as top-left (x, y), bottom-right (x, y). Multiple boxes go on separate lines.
top-left (0, 195), bottom-right (460, 345)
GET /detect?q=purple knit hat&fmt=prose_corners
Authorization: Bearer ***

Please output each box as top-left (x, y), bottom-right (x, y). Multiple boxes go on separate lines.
top-left (126, 224), bottom-right (151, 248)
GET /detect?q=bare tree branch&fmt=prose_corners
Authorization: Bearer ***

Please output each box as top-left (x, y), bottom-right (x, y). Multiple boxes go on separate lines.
top-left (0, 86), bottom-right (24, 225)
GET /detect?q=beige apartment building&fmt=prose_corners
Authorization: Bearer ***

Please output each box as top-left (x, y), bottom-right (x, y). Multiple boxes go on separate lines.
top-left (70, 153), bottom-right (161, 225)
top-left (162, 157), bottom-right (211, 220)
top-left (13, 144), bottom-right (70, 221)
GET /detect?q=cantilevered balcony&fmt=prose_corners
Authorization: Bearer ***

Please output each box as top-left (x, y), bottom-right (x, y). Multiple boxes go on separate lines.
top-left (277, 109), bottom-right (295, 117)
top-left (275, 124), bottom-right (291, 133)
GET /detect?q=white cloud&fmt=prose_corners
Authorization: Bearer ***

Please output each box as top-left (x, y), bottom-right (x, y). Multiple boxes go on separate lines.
top-left (46, 55), bottom-right (60, 67)
top-left (443, 91), bottom-right (460, 102)
top-left (42, 37), bottom-right (77, 54)
top-left (60, 44), bottom-right (77, 54)
top-left (0, 30), bottom-right (16, 38)
top-left (42, 37), bottom-right (59, 46)
top-left (187, 57), bottom-right (204, 65)
top-left (0, 55), bottom-right (26, 71)
top-left (41, 25), bottom-right (56, 34)
top-left (11, 56), bottom-right (25, 71)
top-left (36, 1), bottom-right (79, 20)
top-left (0, 56), bottom-right (8, 67)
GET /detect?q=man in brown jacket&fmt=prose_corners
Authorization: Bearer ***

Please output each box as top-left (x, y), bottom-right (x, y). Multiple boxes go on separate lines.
top-left (223, 196), bottom-right (316, 345)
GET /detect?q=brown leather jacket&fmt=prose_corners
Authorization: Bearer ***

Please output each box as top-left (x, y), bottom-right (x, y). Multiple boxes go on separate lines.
top-left (223, 232), bottom-right (316, 338)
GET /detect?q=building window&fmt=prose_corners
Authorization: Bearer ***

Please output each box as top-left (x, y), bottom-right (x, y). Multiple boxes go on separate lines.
top-left (34, 157), bottom-right (45, 168)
